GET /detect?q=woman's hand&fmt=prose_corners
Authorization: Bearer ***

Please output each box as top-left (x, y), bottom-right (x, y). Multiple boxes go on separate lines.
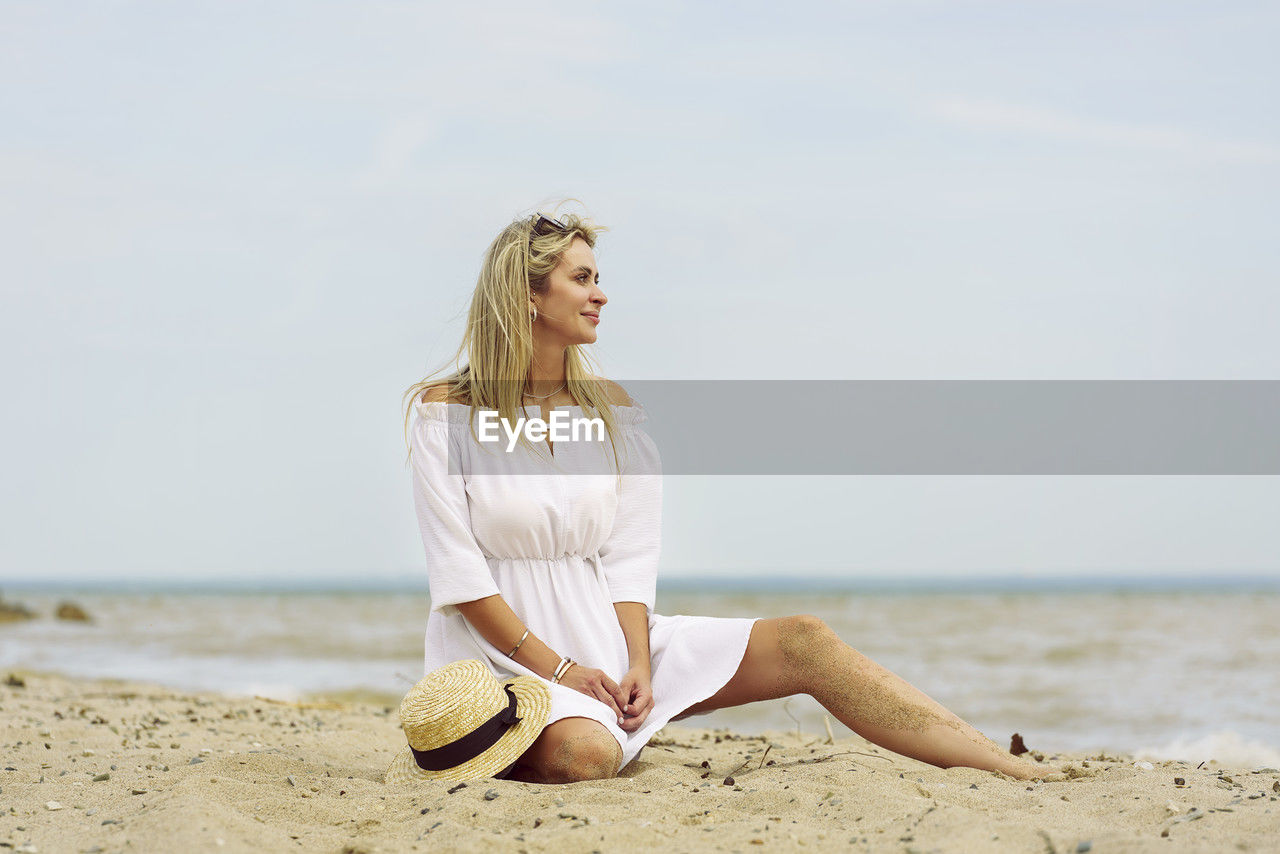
top-left (558, 664), bottom-right (629, 722)
top-left (617, 666), bottom-right (654, 733)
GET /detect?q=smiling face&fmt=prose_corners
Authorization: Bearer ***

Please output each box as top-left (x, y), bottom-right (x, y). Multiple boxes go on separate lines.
top-left (530, 236), bottom-right (607, 346)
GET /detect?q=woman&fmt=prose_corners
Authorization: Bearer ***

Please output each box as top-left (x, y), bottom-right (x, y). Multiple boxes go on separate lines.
top-left (401, 206), bottom-right (1046, 784)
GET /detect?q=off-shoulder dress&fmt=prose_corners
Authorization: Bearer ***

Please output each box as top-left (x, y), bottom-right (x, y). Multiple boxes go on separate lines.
top-left (409, 397), bottom-right (758, 769)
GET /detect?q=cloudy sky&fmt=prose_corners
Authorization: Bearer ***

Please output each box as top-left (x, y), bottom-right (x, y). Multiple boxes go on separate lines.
top-left (3, 1), bottom-right (1277, 586)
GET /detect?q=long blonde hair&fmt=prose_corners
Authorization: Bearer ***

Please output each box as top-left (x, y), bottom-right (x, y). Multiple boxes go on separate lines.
top-left (401, 201), bottom-right (628, 475)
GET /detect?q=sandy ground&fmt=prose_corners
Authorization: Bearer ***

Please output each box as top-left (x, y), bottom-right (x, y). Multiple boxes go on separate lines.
top-left (3, 670), bottom-right (1278, 853)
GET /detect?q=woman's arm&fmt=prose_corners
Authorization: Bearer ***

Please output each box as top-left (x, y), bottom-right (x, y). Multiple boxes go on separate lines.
top-left (612, 601), bottom-right (651, 673)
top-left (455, 594), bottom-right (631, 721)
top-left (455, 594), bottom-right (563, 680)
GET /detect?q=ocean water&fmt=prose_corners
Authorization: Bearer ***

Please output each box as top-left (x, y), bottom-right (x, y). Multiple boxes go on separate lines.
top-left (3, 586), bottom-right (1278, 767)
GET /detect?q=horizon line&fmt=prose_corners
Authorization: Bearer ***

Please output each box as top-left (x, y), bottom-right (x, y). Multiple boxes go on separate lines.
top-left (3, 571), bottom-right (1278, 596)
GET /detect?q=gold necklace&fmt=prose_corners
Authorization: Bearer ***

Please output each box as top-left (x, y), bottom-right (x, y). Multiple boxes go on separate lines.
top-left (522, 381), bottom-right (565, 400)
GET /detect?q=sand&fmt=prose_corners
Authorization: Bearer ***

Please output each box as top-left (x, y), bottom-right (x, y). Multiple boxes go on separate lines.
top-left (3, 670), bottom-right (1277, 853)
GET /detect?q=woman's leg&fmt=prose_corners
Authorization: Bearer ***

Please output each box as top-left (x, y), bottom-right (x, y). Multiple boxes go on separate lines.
top-left (675, 615), bottom-right (1044, 780)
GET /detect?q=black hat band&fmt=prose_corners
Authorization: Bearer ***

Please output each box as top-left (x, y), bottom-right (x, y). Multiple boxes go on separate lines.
top-left (409, 683), bottom-right (523, 772)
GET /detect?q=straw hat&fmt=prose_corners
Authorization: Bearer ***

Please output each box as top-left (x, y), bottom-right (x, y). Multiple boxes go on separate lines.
top-left (384, 659), bottom-right (551, 784)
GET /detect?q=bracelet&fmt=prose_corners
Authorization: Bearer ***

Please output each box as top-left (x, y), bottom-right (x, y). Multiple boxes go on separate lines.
top-left (507, 628), bottom-right (530, 658)
top-left (550, 657), bottom-right (575, 684)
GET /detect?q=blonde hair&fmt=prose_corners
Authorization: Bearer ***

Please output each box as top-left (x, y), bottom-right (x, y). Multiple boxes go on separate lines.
top-left (401, 200), bottom-right (628, 475)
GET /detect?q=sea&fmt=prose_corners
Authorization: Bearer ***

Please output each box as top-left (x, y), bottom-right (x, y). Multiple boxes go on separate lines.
top-left (3, 577), bottom-right (1279, 768)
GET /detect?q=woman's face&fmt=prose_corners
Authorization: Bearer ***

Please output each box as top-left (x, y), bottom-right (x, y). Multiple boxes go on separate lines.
top-left (531, 236), bottom-right (607, 346)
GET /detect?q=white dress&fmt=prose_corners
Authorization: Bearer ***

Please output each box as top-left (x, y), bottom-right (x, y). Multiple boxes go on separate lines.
top-left (410, 397), bottom-right (758, 770)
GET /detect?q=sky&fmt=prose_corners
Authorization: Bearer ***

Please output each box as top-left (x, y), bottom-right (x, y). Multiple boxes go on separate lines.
top-left (2, 1), bottom-right (1278, 586)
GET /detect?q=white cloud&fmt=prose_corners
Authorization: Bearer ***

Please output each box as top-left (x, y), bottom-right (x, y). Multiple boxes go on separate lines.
top-left (929, 96), bottom-right (1280, 164)
top-left (354, 114), bottom-right (436, 190)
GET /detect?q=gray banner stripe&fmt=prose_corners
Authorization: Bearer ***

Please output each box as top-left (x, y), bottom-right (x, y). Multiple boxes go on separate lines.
top-left (443, 381), bottom-right (1280, 475)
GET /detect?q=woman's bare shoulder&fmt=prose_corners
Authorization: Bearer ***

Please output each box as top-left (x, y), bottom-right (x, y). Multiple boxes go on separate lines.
top-left (418, 382), bottom-right (471, 406)
top-left (592, 377), bottom-right (635, 407)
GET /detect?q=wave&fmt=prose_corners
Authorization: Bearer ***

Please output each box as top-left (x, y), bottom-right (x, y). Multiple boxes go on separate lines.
top-left (1133, 730), bottom-right (1280, 769)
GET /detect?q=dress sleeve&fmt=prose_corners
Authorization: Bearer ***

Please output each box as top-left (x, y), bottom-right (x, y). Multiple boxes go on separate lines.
top-left (409, 406), bottom-right (501, 618)
top-left (597, 407), bottom-right (663, 615)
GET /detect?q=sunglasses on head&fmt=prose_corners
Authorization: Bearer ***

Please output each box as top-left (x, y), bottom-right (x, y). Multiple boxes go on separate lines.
top-left (530, 214), bottom-right (570, 240)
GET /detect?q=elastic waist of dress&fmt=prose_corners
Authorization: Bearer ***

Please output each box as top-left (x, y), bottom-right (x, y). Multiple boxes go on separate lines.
top-left (484, 552), bottom-right (601, 566)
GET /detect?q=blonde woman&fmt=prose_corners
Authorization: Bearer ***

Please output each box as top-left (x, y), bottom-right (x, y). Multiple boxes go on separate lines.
top-left (402, 205), bottom-right (1046, 784)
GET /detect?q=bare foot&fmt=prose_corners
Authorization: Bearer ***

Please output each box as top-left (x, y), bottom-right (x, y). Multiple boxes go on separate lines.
top-left (999, 756), bottom-right (1054, 780)
top-left (1016, 760), bottom-right (1083, 782)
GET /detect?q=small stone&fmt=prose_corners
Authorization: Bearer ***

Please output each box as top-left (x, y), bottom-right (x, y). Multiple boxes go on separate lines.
top-left (723, 776), bottom-right (735, 786)
top-left (447, 782), bottom-right (467, 794)
top-left (1133, 761), bottom-right (1154, 771)
top-left (85, 808), bottom-right (98, 816)
top-left (131, 788), bottom-right (147, 795)
top-left (1173, 777), bottom-right (1186, 786)
top-left (188, 758), bottom-right (204, 765)
top-left (81, 750), bottom-right (95, 757)
top-left (45, 801), bottom-right (64, 810)
top-left (93, 772), bottom-right (110, 782)
top-left (969, 784), bottom-right (978, 789)
top-left (1076, 842), bottom-right (1092, 853)
top-left (483, 789), bottom-right (500, 800)
top-left (286, 775), bottom-right (296, 787)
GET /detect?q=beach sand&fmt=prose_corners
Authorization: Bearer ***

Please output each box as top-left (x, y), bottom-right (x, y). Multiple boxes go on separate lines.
top-left (3, 670), bottom-right (1277, 853)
